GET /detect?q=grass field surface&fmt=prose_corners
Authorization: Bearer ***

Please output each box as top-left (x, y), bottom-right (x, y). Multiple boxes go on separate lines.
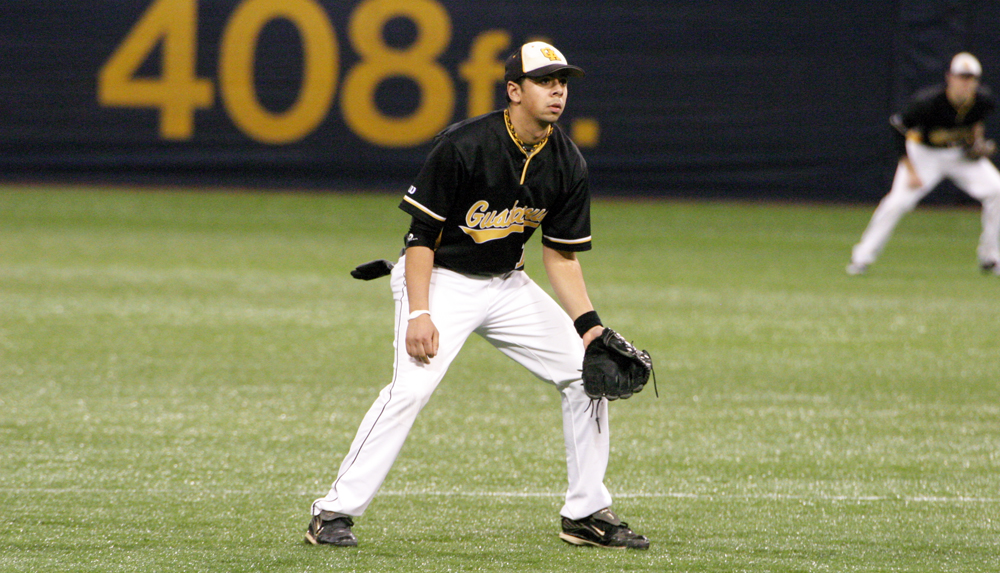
top-left (1, 185), bottom-right (998, 572)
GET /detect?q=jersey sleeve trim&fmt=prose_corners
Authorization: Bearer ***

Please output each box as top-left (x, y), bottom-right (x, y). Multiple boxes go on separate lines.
top-left (402, 195), bottom-right (447, 222)
top-left (543, 234), bottom-right (592, 245)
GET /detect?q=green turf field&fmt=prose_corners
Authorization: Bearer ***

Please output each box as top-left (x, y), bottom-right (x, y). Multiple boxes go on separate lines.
top-left (1, 185), bottom-right (998, 572)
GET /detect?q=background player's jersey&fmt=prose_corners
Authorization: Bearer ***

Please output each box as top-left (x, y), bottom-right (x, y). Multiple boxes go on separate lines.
top-left (399, 110), bottom-right (591, 276)
top-left (893, 84), bottom-right (996, 152)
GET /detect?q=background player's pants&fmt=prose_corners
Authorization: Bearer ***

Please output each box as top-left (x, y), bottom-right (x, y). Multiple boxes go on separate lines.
top-left (851, 142), bottom-right (1000, 267)
top-left (312, 256), bottom-right (612, 521)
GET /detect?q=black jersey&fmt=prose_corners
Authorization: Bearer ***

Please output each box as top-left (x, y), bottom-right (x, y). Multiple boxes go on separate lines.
top-left (399, 110), bottom-right (591, 276)
top-left (893, 84), bottom-right (996, 152)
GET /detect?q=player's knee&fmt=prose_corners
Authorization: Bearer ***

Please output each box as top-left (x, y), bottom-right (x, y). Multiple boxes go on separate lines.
top-left (559, 378), bottom-right (590, 400)
top-left (890, 194), bottom-right (921, 212)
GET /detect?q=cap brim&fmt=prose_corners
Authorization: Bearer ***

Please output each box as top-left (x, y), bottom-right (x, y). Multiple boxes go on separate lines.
top-left (523, 63), bottom-right (585, 79)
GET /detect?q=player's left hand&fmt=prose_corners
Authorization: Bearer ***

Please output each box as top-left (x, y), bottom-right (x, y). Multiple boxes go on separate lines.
top-left (581, 328), bottom-right (655, 401)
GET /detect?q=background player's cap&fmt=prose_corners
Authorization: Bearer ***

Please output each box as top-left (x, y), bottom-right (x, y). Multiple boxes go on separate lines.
top-left (504, 42), bottom-right (585, 83)
top-left (950, 52), bottom-right (982, 77)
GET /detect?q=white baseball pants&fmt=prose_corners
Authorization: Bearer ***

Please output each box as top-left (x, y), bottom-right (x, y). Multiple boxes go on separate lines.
top-left (312, 255), bottom-right (612, 520)
top-left (852, 141), bottom-right (1000, 267)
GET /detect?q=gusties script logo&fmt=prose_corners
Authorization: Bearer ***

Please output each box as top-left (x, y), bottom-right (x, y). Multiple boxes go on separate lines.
top-left (460, 200), bottom-right (547, 244)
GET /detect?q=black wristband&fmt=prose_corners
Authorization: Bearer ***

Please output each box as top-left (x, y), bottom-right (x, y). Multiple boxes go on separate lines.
top-left (573, 310), bottom-right (602, 337)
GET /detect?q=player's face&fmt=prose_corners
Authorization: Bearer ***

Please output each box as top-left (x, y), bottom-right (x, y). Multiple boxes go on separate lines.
top-left (518, 75), bottom-right (569, 124)
top-left (946, 72), bottom-right (980, 103)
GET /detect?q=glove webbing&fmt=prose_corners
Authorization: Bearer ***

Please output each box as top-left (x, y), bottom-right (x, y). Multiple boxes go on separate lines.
top-left (619, 334), bottom-right (657, 398)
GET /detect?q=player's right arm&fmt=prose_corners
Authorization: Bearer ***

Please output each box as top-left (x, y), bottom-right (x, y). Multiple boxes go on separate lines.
top-left (404, 245), bottom-right (438, 364)
top-left (900, 155), bottom-right (922, 189)
top-left (889, 113), bottom-right (923, 189)
top-left (398, 134), bottom-right (460, 364)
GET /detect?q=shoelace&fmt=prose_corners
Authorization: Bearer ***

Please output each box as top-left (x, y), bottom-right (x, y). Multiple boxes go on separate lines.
top-left (319, 516), bottom-right (353, 529)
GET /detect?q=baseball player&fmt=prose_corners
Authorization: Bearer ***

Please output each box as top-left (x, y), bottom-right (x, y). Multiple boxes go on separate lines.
top-left (305, 41), bottom-right (649, 550)
top-left (847, 52), bottom-right (1000, 275)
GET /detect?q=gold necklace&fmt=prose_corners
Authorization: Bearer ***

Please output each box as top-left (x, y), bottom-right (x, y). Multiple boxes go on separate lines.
top-left (504, 109), bottom-right (550, 155)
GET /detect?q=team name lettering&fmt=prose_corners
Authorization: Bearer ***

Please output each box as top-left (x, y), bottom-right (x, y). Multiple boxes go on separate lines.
top-left (928, 127), bottom-right (973, 146)
top-left (460, 200), bottom-right (547, 243)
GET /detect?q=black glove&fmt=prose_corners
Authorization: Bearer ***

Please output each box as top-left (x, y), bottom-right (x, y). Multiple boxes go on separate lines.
top-left (582, 328), bottom-right (654, 401)
top-left (351, 259), bottom-right (394, 280)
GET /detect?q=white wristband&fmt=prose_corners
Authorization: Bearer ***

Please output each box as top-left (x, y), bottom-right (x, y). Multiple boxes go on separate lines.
top-left (408, 310), bottom-right (431, 320)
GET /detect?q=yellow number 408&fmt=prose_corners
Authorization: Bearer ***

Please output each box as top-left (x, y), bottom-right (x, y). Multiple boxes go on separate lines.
top-left (97, 0), bottom-right (523, 147)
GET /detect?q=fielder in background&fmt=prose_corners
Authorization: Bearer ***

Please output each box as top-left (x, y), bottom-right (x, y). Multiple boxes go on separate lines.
top-left (305, 41), bottom-right (650, 550)
top-left (847, 52), bottom-right (1000, 276)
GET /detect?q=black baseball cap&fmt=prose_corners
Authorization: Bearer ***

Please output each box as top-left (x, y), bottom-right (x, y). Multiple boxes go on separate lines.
top-left (504, 41), bottom-right (585, 83)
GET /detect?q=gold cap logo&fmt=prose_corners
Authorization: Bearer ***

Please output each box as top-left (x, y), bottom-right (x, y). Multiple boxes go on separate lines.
top-left (540, 47), bottom-right (561, 62)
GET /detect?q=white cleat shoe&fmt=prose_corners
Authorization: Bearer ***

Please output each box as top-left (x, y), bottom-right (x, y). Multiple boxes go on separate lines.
top-left (845, 262), bottom-right (868, 276)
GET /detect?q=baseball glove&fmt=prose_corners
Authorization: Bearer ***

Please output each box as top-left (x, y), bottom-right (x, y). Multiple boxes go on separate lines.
top-left (351, 259), bottom-right (394, 280)
top-left (966, 139), bottom-right (997, 160)
top-left (582, 328), bottom-right (655, 401)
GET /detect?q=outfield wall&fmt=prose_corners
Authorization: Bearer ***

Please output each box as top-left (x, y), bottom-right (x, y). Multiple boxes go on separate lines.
top-left (2, 0), bottom-right (998, 201)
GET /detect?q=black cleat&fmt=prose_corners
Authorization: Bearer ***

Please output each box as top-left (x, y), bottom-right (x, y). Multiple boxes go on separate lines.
top-left (305, 512), bottom-right (358, 547)
top-left (559, 508), bottom-right (649, 550)
top-left (981, 261), bottom-right (999, 275)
